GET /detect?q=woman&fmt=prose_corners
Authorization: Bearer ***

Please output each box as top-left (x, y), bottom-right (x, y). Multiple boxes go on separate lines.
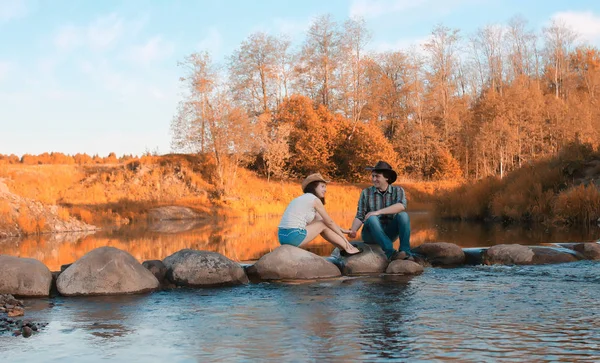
top-left (278, 173), bottom-right (362, 256)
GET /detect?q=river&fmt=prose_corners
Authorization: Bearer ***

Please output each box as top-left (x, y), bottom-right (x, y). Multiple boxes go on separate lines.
top-left (1, 211), bottom-right (599, 361)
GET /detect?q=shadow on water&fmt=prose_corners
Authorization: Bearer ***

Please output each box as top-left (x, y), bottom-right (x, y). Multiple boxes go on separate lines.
top-left (0, 210), bottom-right (598, 271)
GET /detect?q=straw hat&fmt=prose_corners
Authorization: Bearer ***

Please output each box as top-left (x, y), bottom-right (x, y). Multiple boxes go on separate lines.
top-left (301, 173), bottom-right (329, 191)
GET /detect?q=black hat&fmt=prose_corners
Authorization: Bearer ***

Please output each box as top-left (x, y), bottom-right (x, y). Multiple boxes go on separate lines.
top-left (366, 161), bottom-right (397, 184)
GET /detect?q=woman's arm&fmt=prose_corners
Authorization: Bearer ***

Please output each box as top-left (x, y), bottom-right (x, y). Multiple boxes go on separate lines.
top-left (313, 198), bottom-right (350, 243)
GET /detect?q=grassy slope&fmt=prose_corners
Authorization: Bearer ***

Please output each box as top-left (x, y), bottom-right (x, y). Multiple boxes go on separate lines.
top-left (0, 154), bottom-right (452, 236)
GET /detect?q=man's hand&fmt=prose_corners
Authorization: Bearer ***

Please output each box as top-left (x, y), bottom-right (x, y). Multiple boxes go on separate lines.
top-left (364, 210), bottom-right (381, 220)
top-left (347, 230), bottom-right (357, 239)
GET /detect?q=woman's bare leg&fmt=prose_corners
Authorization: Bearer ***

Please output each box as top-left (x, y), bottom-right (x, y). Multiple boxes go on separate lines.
top-left (297, 221), bottom-right (359, 253)
top-left (320, 227), bottom-right (359, 253)
top-left (297, 221), bottom-right (327, 248)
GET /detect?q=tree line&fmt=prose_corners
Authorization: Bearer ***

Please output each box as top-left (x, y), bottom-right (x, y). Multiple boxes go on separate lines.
top-left (171, 14), bottom-right (600, 188)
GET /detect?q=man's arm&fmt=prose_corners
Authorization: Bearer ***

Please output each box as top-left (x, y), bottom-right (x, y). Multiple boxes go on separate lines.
top-left (364, 202), bottom-right (405, 220)
top-left (349, 189), bottom-right (368, 238)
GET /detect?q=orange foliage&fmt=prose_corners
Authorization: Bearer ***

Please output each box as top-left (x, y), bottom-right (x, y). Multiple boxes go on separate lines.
top-left (554, 184), bottom-right (600, 224)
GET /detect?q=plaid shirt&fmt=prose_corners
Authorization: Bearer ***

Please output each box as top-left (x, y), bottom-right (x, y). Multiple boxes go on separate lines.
top-left (355, 185), bottom-right (407, 224)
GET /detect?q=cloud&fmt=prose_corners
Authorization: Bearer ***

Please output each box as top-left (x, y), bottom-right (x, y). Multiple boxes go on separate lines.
top-left (349, 0), bottom-right (426, 19)
top-left (197, 27), bottom-right (222, 56)
top-left (53, 13), bottom-right (125, 52)
top-left (125, 36), bottom-right (175, 66)
top-left (0, 0), bottom-right (28, 22)
top-left (78, 59), bottom-right (138, 96)
top-left (551, 11), bottom-right (600, 45)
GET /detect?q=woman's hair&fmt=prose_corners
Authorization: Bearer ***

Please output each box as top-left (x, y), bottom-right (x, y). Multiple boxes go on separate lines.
top-left (303, 181), bottom-right (325, 205)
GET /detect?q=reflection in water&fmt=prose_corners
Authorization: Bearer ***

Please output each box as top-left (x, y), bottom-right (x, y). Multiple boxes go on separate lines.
top-left (2, 264), bottom-right (600, 362)
top-left (0, 211), bottom-right (598, 271)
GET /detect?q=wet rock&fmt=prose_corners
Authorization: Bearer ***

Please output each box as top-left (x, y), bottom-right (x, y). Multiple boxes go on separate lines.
top-left (164, 249), bottom-right (249, 287)
top-left (247, 245), bottom-right (341, 281)
top-left (571, 242), bottom-right (600, 260)
top-left (21, 326), bottom-right (32, 338)
top-left (332, 243), bottom-right (388, 275)
top-left (413, 242), bottom-right (465, 266)
top-left (7, 307), bottom-right (24, 317)
top-left (530, 247), bottom-right (580, 265)
top-left (483, 244), bottom-right (534, 265)
top-left (0, 255), bottom-right (53, 297)
top-left (57, 246), bottom-right (159, 296)
top-left (386, 260), bottom-right (424, 275)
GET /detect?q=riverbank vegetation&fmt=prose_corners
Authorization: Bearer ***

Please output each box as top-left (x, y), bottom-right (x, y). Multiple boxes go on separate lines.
top-left (437, 142), bottom-right (600, 225)
top-left (0, 154), bottom-right (453, 236)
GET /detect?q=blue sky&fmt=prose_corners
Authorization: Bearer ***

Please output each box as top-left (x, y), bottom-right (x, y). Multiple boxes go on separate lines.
top-left (1, 0), bottom-right (599, 157)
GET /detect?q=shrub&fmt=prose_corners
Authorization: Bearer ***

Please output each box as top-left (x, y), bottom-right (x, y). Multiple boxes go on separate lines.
top-left (554, 184), bottom-right (600, 224)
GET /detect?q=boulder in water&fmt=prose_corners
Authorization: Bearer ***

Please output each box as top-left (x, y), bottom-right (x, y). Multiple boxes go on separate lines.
top-left (0, 255), bottom-right (52, 297)
top-left (412, 242), bottom-right (465, 266)
top-left (333, 242), bottom-right (388, 275)
top-left (164, 249), bottom-right (249, 287)
top-left (386, 260), bottom-right (424, 275)
top-left (57, 247), bottom-right (159, 296)
top-left (574, 242), bottom-right (600, 260)
top-left (247, 245), bottom-right (341, 280)
top-left (530, 246), bottom-right (580, 264)
top-left (483, 244), bottom-right (534, 265)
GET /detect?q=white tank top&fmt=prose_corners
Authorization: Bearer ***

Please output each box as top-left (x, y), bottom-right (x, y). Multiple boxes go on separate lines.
top-left (278, 193), bottom-right (318, 229)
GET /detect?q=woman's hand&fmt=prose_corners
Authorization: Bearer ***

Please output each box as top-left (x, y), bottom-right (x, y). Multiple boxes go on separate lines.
top-left (340, 228), bottom-right (352, 234)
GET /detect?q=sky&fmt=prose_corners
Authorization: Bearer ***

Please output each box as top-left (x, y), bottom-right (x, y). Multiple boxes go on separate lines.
top-left (1, 0), bottom-right (600, 157)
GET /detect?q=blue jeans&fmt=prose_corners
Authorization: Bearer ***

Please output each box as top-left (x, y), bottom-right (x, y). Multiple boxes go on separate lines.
top-left (278, 228), bottom-right (307, 247)
top-left (362, 212), bottom-right (411, 259)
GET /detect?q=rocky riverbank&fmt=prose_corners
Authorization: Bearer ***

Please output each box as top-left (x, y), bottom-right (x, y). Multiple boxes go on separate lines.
top-left (0, 294), bottom-right (47, 338)
top-left (0, 179), bottom-right (97, 238)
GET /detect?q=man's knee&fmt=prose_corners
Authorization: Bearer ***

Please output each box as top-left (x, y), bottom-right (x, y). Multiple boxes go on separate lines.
top-left (395, 211), bottom-right (410, 224)
top-left (364, 215), bottom-right (382, 227)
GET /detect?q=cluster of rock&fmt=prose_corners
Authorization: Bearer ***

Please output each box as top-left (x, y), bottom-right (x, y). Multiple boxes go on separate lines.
top-left (0, 241), bottom-right (599, 300)
top-left (1, 294), bottom-right (46, 338)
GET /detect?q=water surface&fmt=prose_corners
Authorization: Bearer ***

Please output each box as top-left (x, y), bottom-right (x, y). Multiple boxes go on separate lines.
top-left (2, 262), bottom-right (599, 362)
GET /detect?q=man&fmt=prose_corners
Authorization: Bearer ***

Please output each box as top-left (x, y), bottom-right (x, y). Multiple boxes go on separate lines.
top-left (348, 161), bottom-right (412, 261)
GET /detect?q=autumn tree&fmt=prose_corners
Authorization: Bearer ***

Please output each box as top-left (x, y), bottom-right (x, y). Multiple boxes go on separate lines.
top-left (296, 14), bottom-right (341, 109)
top-left (229, 32), bottom-right (287, 115)
top-left (423, 24), bottom-right (462, 149)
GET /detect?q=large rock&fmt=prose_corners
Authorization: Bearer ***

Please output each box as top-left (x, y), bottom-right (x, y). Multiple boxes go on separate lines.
top-left (413, 242), bottom-right (465, 266)
top-left (530, 246), bottom-right (580, 265)
top-left (483, 244), bottom-right (534, 265)
top-left (247, 245), bottom-right (341, 280)
top-left (148, 206), bottom-right (202, 220)
top-left (386, 260), bottom-right (424, 275)
top-left (333, 242), bottom-right (389, 275)
top-left (558, 242), bottom-right (600, 260)
top-left (0, 255), bottom-right (52, 297)
top-left (164, 249), bottom-right (249, 286)
top-left (57, 247), bottom-right (159, 296)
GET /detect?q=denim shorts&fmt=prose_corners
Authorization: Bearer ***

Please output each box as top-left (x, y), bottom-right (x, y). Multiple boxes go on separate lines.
top-left (278, 228), bottom-right (307, 247)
